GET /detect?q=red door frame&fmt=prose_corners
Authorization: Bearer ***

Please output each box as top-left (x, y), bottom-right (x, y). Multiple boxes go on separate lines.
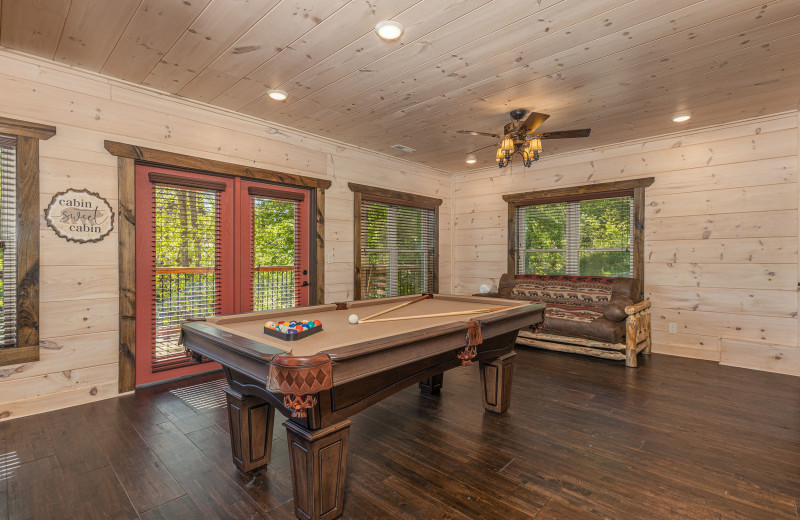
top-left (235, 179), bottom-right (311, 312)
top-left (134, 165), bottom-right (234, 386)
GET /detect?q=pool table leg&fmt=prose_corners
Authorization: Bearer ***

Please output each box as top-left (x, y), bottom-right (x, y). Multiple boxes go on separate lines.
top-left (284, 420), bottom-right (351, 520)
top-left (225, 387), bottom-right (275, 472)
top-left (418, 372), bottom-right (444, 395)
top-left (479, 351), bottom-right (516, 414)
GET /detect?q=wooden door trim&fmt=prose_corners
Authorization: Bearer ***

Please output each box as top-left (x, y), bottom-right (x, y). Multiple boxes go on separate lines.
top-left (113, 143), bottom-right (328, 391)
top-left (105, 141), bottom-right (331, 189)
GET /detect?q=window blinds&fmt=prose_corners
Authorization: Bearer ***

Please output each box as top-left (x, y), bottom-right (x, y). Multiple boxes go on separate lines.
top-left (151, 183), bottom-right (221, 370)
top-left (0, 135), bottom-right (16, 347)
top-left (516, 195), bottom-right (633, 277)
top-left (359, 199), bottom-right (435, 298)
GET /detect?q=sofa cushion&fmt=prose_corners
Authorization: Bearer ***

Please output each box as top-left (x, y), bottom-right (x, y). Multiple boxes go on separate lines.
top-left (541, 314), bottom-right (625, 344)
top-left (545, 304), bottom-right (603, 323)
top-left (602, 296), bottom-right (634, 322)
top-left (510, 274), bottom-right (614, 309)
top-left (611, 277), bottom-right (640, 302)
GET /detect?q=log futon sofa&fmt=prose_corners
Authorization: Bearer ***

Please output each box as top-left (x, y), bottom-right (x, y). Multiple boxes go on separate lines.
top-left (481, 273), bottom-right (652, 367)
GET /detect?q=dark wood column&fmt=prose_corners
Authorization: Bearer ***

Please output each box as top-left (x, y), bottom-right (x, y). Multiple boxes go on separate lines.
top-left (418, 373), bottom-right (444, 395)
top-left (479, 351), bottom-right (516, 414)
top-left (225, 387), bottom-right (275, 473)
top-left (284, 420), bottom-right (351, 520)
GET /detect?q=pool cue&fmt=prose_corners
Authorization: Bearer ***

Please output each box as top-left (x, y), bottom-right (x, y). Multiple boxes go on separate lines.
top-left (359, 293), bottom-right (433, 323)
top-left (356, 306), bottom-right (514, 324)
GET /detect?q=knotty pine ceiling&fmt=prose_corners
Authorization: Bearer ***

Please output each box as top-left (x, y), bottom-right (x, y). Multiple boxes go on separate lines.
top-left (1, 0), bottom-right (799, 172)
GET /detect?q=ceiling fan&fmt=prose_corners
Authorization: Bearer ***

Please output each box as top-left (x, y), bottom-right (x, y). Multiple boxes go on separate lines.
top-left (458, 109), bottom-right (591, 168)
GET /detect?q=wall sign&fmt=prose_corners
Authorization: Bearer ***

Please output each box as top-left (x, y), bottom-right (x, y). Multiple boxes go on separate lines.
top-left (45, 188), bottom-right (115, 243)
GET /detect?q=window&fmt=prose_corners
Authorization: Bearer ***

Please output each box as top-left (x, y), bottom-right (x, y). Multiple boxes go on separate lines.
top-left (350, 183), bottom-right (441, 300)
top-left (516, 195), bottom-right (633, 277)
top-left (0, 117), bottom-right (55, 367)
top-left (504, 178), bottom-right (653, 300)
top-left (0, 135), bottom-right (17, 347)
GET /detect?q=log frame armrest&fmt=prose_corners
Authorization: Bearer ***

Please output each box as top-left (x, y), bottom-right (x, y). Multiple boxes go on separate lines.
top-left (624, 299), bottom-right (651, 315)
top-left (624, 299), bottom-right (652, 367)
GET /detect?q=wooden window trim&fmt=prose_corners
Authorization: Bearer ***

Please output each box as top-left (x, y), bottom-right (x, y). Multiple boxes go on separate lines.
top-left (505, 177), bottom-right (653, 301)
top-left (348, 182), bottom-right (442, 210)
top-left (349, 183), bottom-right (441, 300)
top-left (0, 117), bottom-right (56, 367)
top-left (108, 142), bottom-right (329, 392)
top-left (502, 178), bottom-right (654, 205)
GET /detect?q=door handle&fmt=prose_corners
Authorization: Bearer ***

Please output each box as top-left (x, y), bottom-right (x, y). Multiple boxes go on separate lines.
top-left (301, 281), bottom-right (309, 287)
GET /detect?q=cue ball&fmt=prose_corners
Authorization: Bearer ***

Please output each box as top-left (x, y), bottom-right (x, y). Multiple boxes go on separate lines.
top-left (348, 314), bottom-right (359, 324)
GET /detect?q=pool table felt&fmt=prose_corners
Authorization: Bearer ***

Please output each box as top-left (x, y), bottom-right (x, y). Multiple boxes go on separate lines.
top-left (204, 295), bottom-right (530, 358)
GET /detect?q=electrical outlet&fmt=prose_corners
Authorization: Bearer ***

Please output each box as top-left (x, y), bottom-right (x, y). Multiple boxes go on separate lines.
top-left (327, 253), bottom-right (334, 264)
top-left (668, 322), bottom-right (678, 334)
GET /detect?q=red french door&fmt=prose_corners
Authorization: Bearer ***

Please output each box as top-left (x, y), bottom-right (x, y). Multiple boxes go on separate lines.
top-left (236, 180), bottom-right (311, 312)
top-left (135, 166), bottom-right (311, 386)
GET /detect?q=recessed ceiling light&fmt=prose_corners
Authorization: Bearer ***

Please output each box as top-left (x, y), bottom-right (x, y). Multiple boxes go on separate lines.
top-left (375, 20), bottom-right (404, 41)
top-left (465, 156), bottom-right (477, 164)
top-left (671, 113), bottom-right (691, 123)
top-left (267, 89), bottom-right (288, 101)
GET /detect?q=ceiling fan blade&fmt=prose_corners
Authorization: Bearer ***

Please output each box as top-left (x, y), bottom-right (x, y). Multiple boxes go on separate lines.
top-left (466, 143), bottom-right (500, 155)
top-left (535, 129), bottom-right (592, 139)
top-left (457, 130), bottom-right (503, 138)
top-left (519, 112), bottom-right (550, 134)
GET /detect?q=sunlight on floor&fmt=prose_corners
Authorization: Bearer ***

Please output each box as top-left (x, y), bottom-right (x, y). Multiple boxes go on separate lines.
top-left (0, 451), bottom-right (20, 482)
top-left (169, 378), bottom-right (227, 410)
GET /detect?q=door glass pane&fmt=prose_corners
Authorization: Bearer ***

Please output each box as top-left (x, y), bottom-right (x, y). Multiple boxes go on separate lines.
top-left (579, 251), bottom-right (631, 277)
top-left (252, 196), bottom-right (297, 311)
top-left (154, 185), bottom-right (219, 362)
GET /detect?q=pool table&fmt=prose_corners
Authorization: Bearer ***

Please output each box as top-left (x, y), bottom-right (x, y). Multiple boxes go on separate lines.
top-left (180, 294), bottom-right (544, 520)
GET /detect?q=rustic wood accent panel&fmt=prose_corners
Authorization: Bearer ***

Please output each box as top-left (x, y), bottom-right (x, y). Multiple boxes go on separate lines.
top-left (507, 201), bottom-right (515, 275)
top-left (352, 190), bottom-right (363, 301)
top-left (433, 205), bottom-right (440, 294)
top-left (633, 186), bottom-right (646, 301)
top-left (502, 177), bottom-right (655, 205)
top-left (0, 136), bottom-right (40, 366)
top-left (117, 157), bottom-right (136, 393)
top-left (0, 115), bottom-right (56, 140)
top-left (104, 141), bottom-right (332, 190)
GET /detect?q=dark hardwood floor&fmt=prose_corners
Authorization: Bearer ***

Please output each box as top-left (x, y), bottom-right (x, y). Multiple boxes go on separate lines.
top-left (1, 348), bottom-right (799, 519)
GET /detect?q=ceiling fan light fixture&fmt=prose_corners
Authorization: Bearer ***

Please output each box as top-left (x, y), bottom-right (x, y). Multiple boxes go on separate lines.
top-left (375, 21), bottom-right (404, 41)
top-left (671, 113), bottom-right (691, 123)
top-left (267, 89), bottom-right (288, 101)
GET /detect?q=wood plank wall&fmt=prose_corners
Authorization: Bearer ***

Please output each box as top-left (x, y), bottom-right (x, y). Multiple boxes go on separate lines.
top-left (0, 49), bottom-right (452, 420)
top-left (453, 112), bottom-right (800, 377)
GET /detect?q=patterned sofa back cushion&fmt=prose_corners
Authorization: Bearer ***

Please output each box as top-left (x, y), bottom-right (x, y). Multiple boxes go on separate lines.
top-left (510, 274), bottom-right (615, 312)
